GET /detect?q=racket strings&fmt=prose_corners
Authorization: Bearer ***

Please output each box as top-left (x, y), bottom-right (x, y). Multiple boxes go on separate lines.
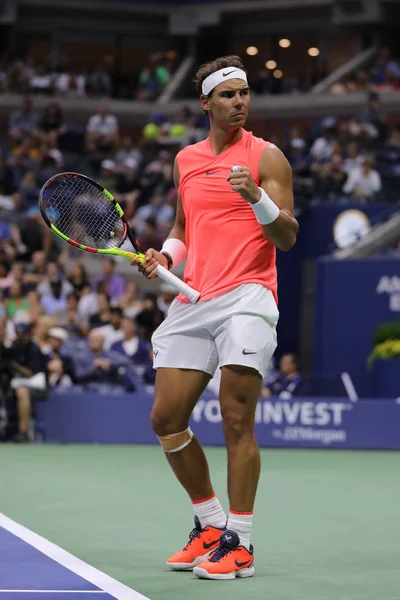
top-left (42, 177), bottom-right (125, 249)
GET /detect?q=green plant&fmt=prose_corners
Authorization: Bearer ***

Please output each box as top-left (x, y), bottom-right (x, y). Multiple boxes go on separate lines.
top-left (373, 321), bottom-right (400, 346)
top-left (368, 321), bottom-right (400, 368)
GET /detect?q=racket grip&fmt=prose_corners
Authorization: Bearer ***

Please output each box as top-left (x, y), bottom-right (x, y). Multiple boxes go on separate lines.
top-left (157, 264), bottom-right (200, 303)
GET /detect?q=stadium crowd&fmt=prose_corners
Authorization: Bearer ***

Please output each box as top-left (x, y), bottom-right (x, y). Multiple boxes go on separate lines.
top-left (1, 51), bottom-right (177, 101)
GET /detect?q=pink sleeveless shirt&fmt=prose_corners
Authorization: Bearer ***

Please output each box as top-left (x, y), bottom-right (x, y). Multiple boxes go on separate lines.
top-left (176, 129), bottom-right (277, 303)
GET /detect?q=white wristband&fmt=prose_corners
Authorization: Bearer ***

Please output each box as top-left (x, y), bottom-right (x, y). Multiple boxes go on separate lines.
top-left (251, 187), bottom-right (280, 225)
top-left (161, 238), bottom-right (187, 268)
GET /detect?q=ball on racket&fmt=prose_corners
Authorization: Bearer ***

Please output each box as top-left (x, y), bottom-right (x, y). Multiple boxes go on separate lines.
top-left (231, 165), bottom-right (241, 172)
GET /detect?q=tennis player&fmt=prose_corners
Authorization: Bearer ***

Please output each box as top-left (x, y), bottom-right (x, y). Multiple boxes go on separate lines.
top-left (132, 55), bottom-right (298, 580)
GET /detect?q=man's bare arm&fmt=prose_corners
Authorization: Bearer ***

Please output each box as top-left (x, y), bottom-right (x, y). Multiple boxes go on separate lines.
top-left (258, 145), bottom-right (298, 251)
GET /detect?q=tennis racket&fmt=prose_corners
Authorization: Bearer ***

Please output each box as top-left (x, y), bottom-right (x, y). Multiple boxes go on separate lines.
top-left (38, 172), bottom-right (200, 303)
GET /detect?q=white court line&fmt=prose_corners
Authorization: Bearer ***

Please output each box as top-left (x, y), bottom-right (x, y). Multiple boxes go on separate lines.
top-left (0, 592), bottom-right (107, 594)
top-left (0, 514), bottom-right (150, 600)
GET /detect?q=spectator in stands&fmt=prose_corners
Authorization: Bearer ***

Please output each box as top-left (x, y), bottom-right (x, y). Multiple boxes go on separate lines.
top-left (37, 262), bottom-right (73, 297)
top-left (141, 149), bottom-right (174, 196)
top-left (89, 291), bottom-right (111, 328)
top-left (26, 290), bottom-right (43, 324)
top-left (0, 260), bottom-right (14, 292)
top-left (310, 117), bottom-right (337, 162)
top-left (55, 70), bottom-right (86, 98)
top-left (118, 282), bottom-right (143, 319)
top-left (98, 159), bottom-right (117, 191)
top-left (46, 327), bottom-right (76, 387)
top-left (136, 216), bottom-right (164, 252)
top-left (358, 91), bottom-right (387, 142)
top-left (343, 154), bottom-right (382, 202)
top-left (95, 306), bottom-right (124, 350)
top-left (9, 322), bottom-right (47, 442)
top-left (114, 135), bottom-right (142, 171)
top-left (40, 277), bottom-right (68, 317)
top-left (86, 63), bottom-right (112, 97)
top-left (4, 281), bottom-right (29, 320)
top-left (136, 53), bottom-right (170, 101)
top-left (91, 257), bottom-right (126, 302)
top-left (342, 142), bottom-right (364, 175)
top-left (74, 328), bottom-right (132, 387)
top-left (24, 250), bottom-right (47, 288)
top-left (133, 188), bottom-right (174, 236)
top-left (67, 262), bottom-right (89, 296)
top-left (135, 293), bottom-right (164, 341)
top-left (110, 316), bottom-right (149, 366)
top-left (19, 171), bottom-right (40, 208)
top-left (77, 281), bottom-right (107, 321)
top-left (38, 102), bottom-right (67, 146)
top-left (85, 105), bottom-right (119, 153)
top-left (114, 158), bottom-right (142, 218)
top-left (261, 353), bottom-right (308, 399)
top-left (287, 138), bottom-right (312, 201)
top-left (33, 315), bottom-right (53, 354)
top-left (8, 97), bottom-right (39, 142)
top-left (157, 283), bottom-right (176, 317)
top-left (59, 293), bottom-right (86, 339)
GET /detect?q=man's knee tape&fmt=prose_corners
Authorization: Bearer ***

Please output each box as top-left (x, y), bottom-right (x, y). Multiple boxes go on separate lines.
top-left (158, 427), bottom-right (193, 453)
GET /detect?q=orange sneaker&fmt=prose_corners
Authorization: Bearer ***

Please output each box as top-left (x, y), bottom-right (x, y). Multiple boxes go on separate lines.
top-left (166, 516), bottom-right (225, 571)
top-left (193, 530), bottom-right (255, 580)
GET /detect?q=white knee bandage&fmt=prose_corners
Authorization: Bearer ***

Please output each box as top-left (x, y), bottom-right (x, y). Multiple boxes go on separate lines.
top-left (158, 427), bottom-right (194, 453)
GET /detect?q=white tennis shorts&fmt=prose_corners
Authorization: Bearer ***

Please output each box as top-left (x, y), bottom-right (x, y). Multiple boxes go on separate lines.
top-left (151, 283), bottom-right (279, 377)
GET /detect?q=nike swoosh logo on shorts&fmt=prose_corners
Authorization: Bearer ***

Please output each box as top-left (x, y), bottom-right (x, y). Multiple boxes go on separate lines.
top-left (242, 349), bottom-right (257, 355)
top-left (154, 350), bottom-right (159, 357)
top-left (235, 558), bottom-right (253, 568)
top-left (203, 539), bottom-right (220, 549)
top-left (223, 70), bottom-right (236, 76)
top-left (206, 170), bottom-right (219, 175)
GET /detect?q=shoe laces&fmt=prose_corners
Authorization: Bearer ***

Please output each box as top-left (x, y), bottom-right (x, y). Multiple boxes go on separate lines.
top-left (182, 526), bottom-right (201, 551)
top-left (209, 540), bottom-right (233, 563)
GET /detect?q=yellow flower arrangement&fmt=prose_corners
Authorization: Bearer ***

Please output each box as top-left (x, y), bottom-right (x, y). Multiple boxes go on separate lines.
top-left (368, 337), bottom-right (400, 368)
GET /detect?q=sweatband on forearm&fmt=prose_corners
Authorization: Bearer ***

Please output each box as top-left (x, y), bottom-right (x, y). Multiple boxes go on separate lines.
top-left (251, 187), bottom-right (280, 225)
top-left (161, 238), bottom-right (188, 268)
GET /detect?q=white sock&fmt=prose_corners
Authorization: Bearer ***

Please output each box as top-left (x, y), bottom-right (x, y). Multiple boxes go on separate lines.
top-left (193, 493), bottom-right (227, 529)
top-left (227, 510), bottom-right (253, 550)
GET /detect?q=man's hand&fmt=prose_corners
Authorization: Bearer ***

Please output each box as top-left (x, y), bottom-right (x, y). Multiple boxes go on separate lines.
top-left (94, 358), bottom-right (111, 370)
top-left (226, 166), bottom-right (261, 204)
top-left (130, 249), bottom-right (169, 280)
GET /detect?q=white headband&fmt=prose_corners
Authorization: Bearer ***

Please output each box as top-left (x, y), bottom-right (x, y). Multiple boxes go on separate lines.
top-left (202, 67), bottom-right (248, 96)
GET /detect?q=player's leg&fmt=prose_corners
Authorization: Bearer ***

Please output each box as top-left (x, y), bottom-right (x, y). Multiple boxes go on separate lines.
top-left (193, 284), bottom-right (278, 579)
top-left (152, 367), bottom-right (227, 570)
top-left (151, 300), bottom-right (227, 569)
top-left (151, 366), bottom-right (214, 501)
top-left (220, 364), bottom-right (262, 514)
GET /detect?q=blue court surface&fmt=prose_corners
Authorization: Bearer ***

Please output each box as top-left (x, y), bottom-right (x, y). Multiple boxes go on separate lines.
top-left (0, 514), bottom-right (149, 600)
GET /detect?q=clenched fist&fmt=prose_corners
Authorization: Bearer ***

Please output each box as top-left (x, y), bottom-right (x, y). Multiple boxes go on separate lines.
top-left (226, 166), bottom-right (262, 204)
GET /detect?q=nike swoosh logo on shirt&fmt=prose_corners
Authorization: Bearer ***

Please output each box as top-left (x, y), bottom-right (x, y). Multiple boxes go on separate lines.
top-left (242, 349), bottom-right (257, 355)
top-left (223, 70), bottom-right (236, 76)
top-left (206, 170), bottom-right (220, 175)
top-left (203, 539), bottom-right (220, 549)
top-left (235, 558), bottom-right (253, 568)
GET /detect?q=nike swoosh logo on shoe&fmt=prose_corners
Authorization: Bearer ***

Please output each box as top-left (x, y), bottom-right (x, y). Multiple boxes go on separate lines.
top-left (235, 558), bottom-right (253, 568)
top-left (203, 539), bottom-right (220, 549)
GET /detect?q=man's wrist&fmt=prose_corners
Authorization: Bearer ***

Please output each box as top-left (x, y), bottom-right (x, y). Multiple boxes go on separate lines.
top-left (161, 251), bottom-right (173, 270)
